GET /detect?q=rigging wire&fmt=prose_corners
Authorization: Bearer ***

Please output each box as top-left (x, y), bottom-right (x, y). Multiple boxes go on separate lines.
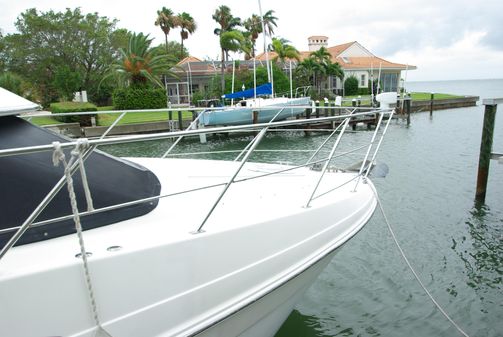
top-left (372, 186), bottom-right (470, 337)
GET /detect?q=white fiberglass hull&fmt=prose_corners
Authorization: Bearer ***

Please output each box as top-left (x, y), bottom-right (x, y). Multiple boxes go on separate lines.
top-left (201, 97), bottom-right (311, 126)
top-left (0, 158), bottom-right (376, 337)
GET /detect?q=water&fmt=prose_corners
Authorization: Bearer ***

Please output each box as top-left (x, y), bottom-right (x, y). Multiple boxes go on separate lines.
top-left (103, 79), bottom-right (503, 337)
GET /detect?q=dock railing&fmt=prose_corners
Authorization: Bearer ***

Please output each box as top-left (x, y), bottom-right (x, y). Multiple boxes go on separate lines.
top-left (0, 106), bottom-right (394, 259)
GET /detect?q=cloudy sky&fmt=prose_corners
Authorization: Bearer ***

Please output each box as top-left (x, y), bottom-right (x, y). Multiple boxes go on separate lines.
top-left (1, 0), bottom-right (502, 81)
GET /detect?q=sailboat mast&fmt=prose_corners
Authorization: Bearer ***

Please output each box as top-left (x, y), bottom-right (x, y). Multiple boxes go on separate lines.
top-left (258, 0), bottom-right (271, 83)
top-left (289, 60), bottom-right (293, 98)
top-left (231, 60), bottom-right (236, 105)
top-left (270, 60), bottom-right (274, 98)
top-left (253, 58), bottom-right (257, 100)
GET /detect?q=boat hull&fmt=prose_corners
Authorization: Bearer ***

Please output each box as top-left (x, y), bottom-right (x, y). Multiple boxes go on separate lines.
top-left (198, 246), bottom-right (341, 337)
top-left (0, 159), bottom-right (376, 337)
top-left (201, 97), bottom-right (311, 126)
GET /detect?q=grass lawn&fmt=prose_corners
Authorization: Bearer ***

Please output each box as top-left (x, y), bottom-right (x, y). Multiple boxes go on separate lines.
top-left (28, 92), bottom-right (464, 128)
top-left (28, 116), bottom-right (60, 126)
top-left (410, 92), bottom-right (462, 100)
top-left (96, 110), bottom-right (194, 127)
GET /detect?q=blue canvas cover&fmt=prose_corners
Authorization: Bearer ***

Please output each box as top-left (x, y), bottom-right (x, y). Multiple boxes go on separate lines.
top-left (223, 83), bottom-right (272, 99)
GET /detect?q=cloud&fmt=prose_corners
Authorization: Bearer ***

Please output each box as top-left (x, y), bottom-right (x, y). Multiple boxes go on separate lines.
top-left (1, 0), bottom-right (502, 80)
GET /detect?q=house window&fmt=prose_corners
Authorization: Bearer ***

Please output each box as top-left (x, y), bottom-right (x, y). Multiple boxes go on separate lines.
top-left (360, 74), bottom-right (366, 87)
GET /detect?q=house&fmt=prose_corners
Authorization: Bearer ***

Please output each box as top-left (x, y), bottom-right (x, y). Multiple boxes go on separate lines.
top-left (167, 36), bottom-right (415, 104)
top-left (166, 57), bottom-right (271, 104)
top-left (256, 36), bottom-right (416, 94)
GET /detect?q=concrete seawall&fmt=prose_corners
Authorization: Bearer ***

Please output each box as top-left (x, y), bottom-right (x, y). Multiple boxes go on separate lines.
top-left (42, 96), bottom-right (480, 137)
top-left (394, 95), bottom-right (479, 112)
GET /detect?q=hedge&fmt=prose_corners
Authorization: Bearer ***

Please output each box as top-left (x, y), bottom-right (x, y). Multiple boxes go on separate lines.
top-left (50, 102), bottom-right (97, 126)
top-left (344, 76), bottom-right (359, 96)
top-left (113, 87), bottom-right (166, 110)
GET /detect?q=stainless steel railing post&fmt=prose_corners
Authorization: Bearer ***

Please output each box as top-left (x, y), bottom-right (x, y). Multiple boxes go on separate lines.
top-left (195, 127), bottom-right (268, 233)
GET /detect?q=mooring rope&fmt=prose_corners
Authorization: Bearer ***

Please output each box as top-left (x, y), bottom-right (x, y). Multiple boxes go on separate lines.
top-left (372, 186), bottom-right (470, 337)
top-left (52, 141), bottom-right (112, 337)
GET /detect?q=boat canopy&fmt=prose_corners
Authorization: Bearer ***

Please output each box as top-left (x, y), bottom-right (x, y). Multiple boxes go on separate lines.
top-left (0, 116), bottom-right (161, 248)
top-left (223, 83), bottom-right (272, 100)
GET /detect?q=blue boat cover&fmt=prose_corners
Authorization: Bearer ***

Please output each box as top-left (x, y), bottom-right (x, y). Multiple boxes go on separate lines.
top-left (223, 83), bottom-right (272, 99)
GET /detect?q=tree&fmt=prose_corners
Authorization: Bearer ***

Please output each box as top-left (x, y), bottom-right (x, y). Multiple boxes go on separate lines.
top-left (243, 14), bottom-right (262, 58)
top-left (212, 5), bottom-right (243, 92)
top-left (270, 37), bottom-right (300, 63)
top-left (310, 47), bottom-right (331, 66)
top-left (154, 7), bottom-right (176, 54)
top-left (176, 12), bottom-right (197, 56)
top-left (104, 32), bottom-right (176, 88)
top-left (344, 76), bottom-right (359, 96)
top-left (151, 41), bottom-right (188, 63)
top-left (1, 8), bottom-right (127, 105)
top-left (262, 10), bottom-right (278, 37)
top-left (297, 47), bottom-right (343, 94)
top-left (53, 65), bottom-right (82, 101)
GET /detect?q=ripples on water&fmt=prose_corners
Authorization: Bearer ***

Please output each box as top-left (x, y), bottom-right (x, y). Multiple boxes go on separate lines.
top-left (101, 80), bottom-right (503, 336)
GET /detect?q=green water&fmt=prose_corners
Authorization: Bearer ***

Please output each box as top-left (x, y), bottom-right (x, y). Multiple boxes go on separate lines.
top-left (102, 80), bottom-right (503, 336)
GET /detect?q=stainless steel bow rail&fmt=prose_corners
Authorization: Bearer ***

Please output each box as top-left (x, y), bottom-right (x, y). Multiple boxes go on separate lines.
top-left (0, 107), bottom-right (394, 259)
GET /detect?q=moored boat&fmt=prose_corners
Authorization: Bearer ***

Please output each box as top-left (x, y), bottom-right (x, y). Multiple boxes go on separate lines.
top-left (200, 83), bottom-right (311, 126)
top-left (0, 89), bottom-right (394, 337)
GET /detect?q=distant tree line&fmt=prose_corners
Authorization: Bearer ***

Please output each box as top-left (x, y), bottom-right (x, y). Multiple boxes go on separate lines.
top-left (0, 5), bottom-right (347, 109)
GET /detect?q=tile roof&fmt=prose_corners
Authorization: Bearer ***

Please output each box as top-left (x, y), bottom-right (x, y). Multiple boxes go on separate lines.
top-left (177, 56), bottom-right (203, 65)
top-left (255, 41), bottom-right (414, 70)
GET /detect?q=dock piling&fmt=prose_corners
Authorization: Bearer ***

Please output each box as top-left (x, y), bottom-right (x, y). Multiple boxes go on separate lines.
top-left (405, 96), bottom-right (411, 126)
top-left (178, 111), bottom-right (183, 130)
top-left (305, 103), bottom-right (312, 136)
top-left (475, 99), bottom-right (502, 204)
top-left (315, 101), bottom-right (320, 119)
top-left (430, 93), bottom-right (435, 116)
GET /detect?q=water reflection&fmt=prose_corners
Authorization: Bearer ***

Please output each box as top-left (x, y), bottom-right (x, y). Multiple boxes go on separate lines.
top-left (452, 204), bottom-right (503, 292)
top-left (276, 309), bottom-right (382, 337)
top-left (275, 310), bottom-right (332, 337)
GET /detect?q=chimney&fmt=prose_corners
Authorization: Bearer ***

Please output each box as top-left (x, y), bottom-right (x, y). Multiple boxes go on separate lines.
top-left (308, 36), bottom-right (328, 51)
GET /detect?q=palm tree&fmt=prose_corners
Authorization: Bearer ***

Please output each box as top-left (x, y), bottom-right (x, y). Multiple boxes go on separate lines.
top-left (270, 37), bottom-right (300, 63)
top-left (213, 5), bottom-right (243, 91)
top-left (104, 33), bottom-right (176, 88)
top-left (243, 14), bottom-right (262, 58)
top-left (296, 58), bottom-right (322, 90)
top-left (154, 7), bottom-right (176, 54)
top-left (310, 47), bottom-right (332, 66)
top-left (262, 10), bottom-right (278, 37)
top-left (176, 12), bottom-right (197, 56)
top-left (304, 47), bottom-right (343, 93)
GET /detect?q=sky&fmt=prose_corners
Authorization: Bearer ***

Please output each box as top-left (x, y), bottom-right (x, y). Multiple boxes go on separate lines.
top-left (1, 0), bottom-right (502, 81)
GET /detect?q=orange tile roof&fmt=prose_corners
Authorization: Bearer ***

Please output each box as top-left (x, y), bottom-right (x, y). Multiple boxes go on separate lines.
top-left (327, 41), bottom-right (356, 57)
top-left (337, 56), bottom-right (415, 70)
top-left (255, 42), bottom-right (415, 70)
top-left (177, 56), bottom-right (203, 65)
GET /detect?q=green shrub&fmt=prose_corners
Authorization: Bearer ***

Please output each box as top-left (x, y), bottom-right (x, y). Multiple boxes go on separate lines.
top-left (113, 87), bottom-right (166, 110)
top-left (358, 87), bottom-right (370, 95)
top-left (50, 102), bottom-right (97, 126)
top-left (344, 76), bottom-right (359, 96)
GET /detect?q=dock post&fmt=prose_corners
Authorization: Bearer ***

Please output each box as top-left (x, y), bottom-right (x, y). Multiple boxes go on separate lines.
top-left (315, 100), bottom-right (320, 119)
top-left (305, 103), bottom-right (312, 136)
top-left (178, 111), bottom-right (183, 130)
top-left (405, 96), bottom-right (411, 126)
top-left (252, 110), bottom-right (259, 124)
top-left (330, 101), bottom-right (335, 129)
top-left (475, 100), bottom-right (499, 204)
top-left (352, 99), bottom-right (356, 108)
top-left (430, 93), bottom-right (435, 116)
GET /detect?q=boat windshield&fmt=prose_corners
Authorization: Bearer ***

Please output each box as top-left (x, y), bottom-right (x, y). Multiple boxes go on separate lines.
top-left (0, 116), bottom-right (161, 248)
